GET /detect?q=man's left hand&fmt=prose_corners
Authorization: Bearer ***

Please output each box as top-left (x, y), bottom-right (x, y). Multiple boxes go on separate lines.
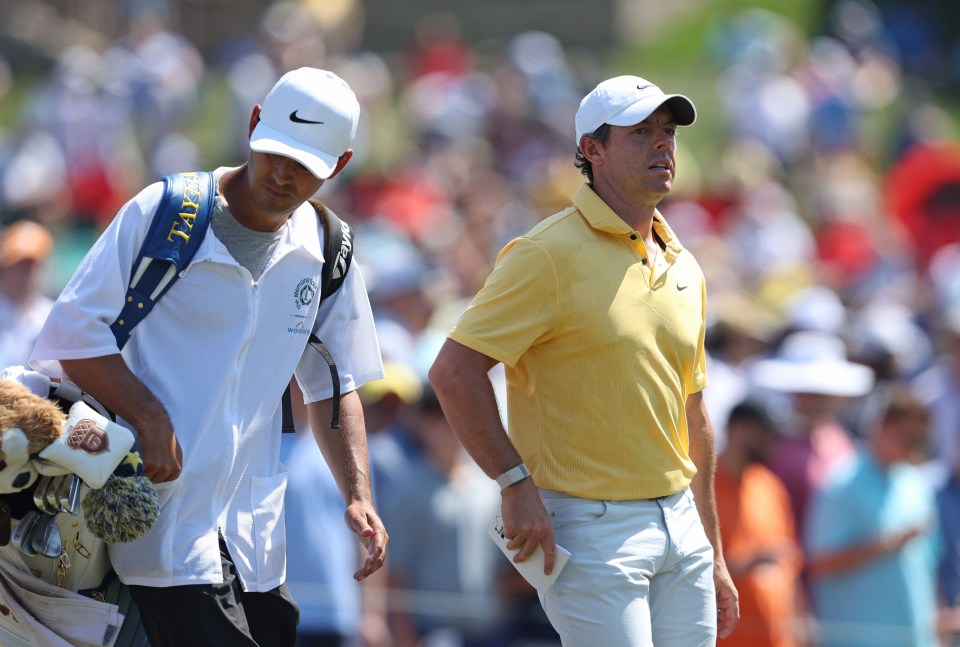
top-left (345, 501), bottom-right (388, 580)
top-left (714, 560), bottom-right (740, 639)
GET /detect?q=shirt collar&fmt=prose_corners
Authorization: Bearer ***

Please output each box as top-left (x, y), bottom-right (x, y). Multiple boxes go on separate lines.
top-left (571, 183), bottom-right (685, 260)
top-left (286, 201), bottom-right (325, 263)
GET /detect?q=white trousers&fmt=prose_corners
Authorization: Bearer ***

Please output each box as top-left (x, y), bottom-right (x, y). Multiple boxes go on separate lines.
top-left (539, 487), bottom-right (716, 647)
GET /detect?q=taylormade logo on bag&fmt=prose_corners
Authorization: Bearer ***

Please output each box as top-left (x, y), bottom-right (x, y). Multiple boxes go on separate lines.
top-left (166, 172), bottom-right (203, 243)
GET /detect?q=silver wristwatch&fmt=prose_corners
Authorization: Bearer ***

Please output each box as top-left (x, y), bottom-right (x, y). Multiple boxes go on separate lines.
top-left (495, 463), bottom-right (531, 491)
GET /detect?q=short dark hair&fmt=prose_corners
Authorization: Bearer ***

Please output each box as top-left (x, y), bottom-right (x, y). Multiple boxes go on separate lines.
top-left (880, 386), bottom-right (929, 427)
top-left (727, 399), bottom-right (775, 434)
top-left (878, 385), bottom-right (930, 458)
top-left (574, 123), bottom-right (610, 184)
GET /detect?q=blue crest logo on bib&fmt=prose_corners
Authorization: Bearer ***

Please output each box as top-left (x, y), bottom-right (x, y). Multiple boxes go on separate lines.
top-left (294, 277), bottom-right (318, 310)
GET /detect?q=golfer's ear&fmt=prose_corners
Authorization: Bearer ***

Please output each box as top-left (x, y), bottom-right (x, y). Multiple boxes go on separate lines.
top-left (248, 105), bottom-right (262, 139)
top-left (579, 134), bottom-right (603, 165)
top-left (326, 150), bottom-right (354, 179)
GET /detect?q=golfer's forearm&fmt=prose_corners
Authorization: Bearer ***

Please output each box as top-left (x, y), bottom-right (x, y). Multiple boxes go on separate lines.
top-left (690, 462), bottom-right (723, 557)
top-left (429, 339), bottom-right (521, 478)
top-left (308, 391), bottom-right (373, 505)
top-left (686, 391), bottom-right (724, 557)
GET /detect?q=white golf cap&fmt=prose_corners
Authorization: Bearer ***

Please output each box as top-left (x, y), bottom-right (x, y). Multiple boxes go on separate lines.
top-left (250, 67), bottom-right (360, 180)
top-left (575, 75), bottom-right (696, 146)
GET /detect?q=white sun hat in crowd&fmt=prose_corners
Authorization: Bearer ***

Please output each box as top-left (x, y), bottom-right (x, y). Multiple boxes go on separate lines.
top-left (750, 330), bottom-right (875, 397)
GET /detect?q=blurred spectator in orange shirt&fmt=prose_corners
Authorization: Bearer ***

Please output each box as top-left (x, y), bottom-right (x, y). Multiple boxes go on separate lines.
top-left (0, 220), bottom-right (54, 368)
top-left (716, 399), bottom-right (804, 647)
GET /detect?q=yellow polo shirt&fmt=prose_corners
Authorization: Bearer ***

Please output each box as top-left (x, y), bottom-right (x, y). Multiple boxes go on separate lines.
top-left (450, 184), bottom-right (708, 500)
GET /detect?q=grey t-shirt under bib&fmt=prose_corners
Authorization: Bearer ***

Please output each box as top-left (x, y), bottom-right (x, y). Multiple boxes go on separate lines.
top-left (210, 195), bottom-right (284, 281)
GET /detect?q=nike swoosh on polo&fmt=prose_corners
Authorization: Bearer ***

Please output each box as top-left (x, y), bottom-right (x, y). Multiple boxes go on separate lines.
top-left (677, 284), bottom-right (689, 291)
top-left (289, 110), bottom-right (324, 124)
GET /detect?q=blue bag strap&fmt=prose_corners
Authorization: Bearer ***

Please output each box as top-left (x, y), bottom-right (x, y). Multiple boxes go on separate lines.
top-left (110, 172), bottom-right (216, 350)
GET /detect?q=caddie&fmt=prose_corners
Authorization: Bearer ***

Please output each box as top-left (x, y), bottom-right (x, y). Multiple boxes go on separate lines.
top-left (30, 67), bottom-right (387, 647)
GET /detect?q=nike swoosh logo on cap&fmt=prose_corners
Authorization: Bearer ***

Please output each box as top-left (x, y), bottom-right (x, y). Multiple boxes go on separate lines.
top-left (637, 84), bottom-right (653, 91)
top-left (289, 110), bottom-right (324, 124)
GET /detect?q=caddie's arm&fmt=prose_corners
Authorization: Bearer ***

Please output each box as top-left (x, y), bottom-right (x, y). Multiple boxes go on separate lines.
top-left (59, 356), bottom-right (182, 483)
top-left (308, 391), bottom-right (387, 581)
top-left (686, 390), bottom-right (739, 638)
top-left (428, 338), bottom-right (556, 575)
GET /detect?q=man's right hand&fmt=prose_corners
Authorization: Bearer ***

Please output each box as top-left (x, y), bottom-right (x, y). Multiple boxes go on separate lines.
top-left (61, 355), bottom-right (182, 483)
top-left (501, 478), bottom-right (557, 575)
top-left (137, 417), bottom-right (182, 483)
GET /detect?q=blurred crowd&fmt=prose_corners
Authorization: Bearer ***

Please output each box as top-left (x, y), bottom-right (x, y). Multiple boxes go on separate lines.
top-left (2, 0), bottom-right (960, 645)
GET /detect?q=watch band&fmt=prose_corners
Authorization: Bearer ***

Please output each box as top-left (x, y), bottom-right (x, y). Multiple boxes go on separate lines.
top-left (495, 463), bottom-right (531, 491)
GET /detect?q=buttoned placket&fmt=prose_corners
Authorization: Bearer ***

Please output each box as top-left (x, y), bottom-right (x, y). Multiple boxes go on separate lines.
top-left (629, 231), bottom-right (659, 287)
